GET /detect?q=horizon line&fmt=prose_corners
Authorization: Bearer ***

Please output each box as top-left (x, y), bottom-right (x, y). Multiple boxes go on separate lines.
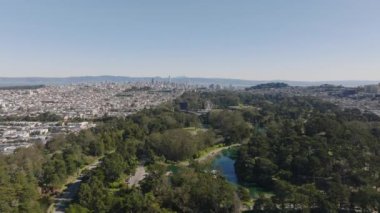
top-left (0, 75), bottom-right (379, 83)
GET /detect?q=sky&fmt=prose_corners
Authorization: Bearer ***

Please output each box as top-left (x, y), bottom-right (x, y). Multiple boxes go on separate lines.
top-left (0, 0), bottom-right (379, 81)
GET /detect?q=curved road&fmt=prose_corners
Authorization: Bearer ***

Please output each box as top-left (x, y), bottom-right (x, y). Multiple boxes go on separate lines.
top-left (53, 144), bottom-right (241, 212)
top-left (53, 159), bottom-right (101, 213)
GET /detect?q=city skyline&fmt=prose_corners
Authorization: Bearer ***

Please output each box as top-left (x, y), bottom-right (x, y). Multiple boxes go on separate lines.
top-left (1, 0), bottom-right (380, 81)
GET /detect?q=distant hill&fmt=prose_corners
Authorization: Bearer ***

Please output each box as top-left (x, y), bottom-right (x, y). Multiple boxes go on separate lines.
top-left (0, 84), bottom-right (45, 90)
top-left (0, 76), bottom-right (145, 86)
top-left (246, 82), bottom-right (289, 90)
top-left (0, 76), bottom-right (378, 87)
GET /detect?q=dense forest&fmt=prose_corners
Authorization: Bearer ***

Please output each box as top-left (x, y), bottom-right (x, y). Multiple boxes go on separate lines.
top-left (0, 99), bottom-right (244, 212)
top-left (65, 103), bottom-right (245, 212)
top-left (1, 90), bottom-right (380, 212)
top-left (233, 95), bottom-right (380, 212)
top-left (177, 91), bottom-right (380, 212)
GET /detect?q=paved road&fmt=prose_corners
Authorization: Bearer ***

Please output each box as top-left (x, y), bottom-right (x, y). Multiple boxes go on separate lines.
top-left (54, 179), bottom-right (82, 213)
top-left (127, 166), bottom-right (147, 187)
top-left (53, 159), bottom-right (101, 213)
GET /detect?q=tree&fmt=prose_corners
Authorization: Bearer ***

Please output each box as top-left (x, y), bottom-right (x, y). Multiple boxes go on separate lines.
top-left (88, 140), bottom-right (105, 156)
top-left (101, 153), bottom-right (125, 182)
top-left (209, 110), bottom-right (251, 144)
top-left (148, 129), bottom-right (198, 161)
top-left (77, 177), bottom-right (111, 212)
top-left (66, 204), bottom-right (90, 213)
top-left (253, 196), bottom-right (276, 212)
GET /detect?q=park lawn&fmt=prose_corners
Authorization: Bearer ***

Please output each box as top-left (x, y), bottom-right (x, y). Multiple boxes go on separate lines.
top-left (183, 127), bottom-right (208, 135)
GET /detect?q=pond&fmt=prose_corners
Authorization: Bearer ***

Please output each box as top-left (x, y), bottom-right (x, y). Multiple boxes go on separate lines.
top-left (211, 148), bottom-right (269, 198)
top-left (212, 153), bottom-right (239, 184)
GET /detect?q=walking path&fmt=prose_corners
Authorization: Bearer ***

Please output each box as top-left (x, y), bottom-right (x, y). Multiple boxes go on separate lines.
top-left (126, 144), bottom-right (241, 189)
top-left (196, 144), bottom-right (241, 162)
top-left (127, 165), bottom-right (147, 187)
top-left (179, 143), bottom-right (241, 166)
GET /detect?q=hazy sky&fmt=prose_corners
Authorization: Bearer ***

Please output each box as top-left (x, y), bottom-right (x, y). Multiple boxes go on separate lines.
top-left (0, 0), bottom-right (379, 80)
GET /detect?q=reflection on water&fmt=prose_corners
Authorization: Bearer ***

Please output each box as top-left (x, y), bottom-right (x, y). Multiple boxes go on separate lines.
top-left (212, 148), bottom-right (270, 198)
top-left (212, 154), bottom-right (239, 184)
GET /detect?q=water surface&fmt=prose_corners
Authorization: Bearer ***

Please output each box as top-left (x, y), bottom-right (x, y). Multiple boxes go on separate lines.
top-left (211, 148), bottom-right (270, 198)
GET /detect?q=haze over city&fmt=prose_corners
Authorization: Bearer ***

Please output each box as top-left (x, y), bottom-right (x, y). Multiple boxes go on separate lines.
top-left (1, 0), bottom-right (380, 81)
